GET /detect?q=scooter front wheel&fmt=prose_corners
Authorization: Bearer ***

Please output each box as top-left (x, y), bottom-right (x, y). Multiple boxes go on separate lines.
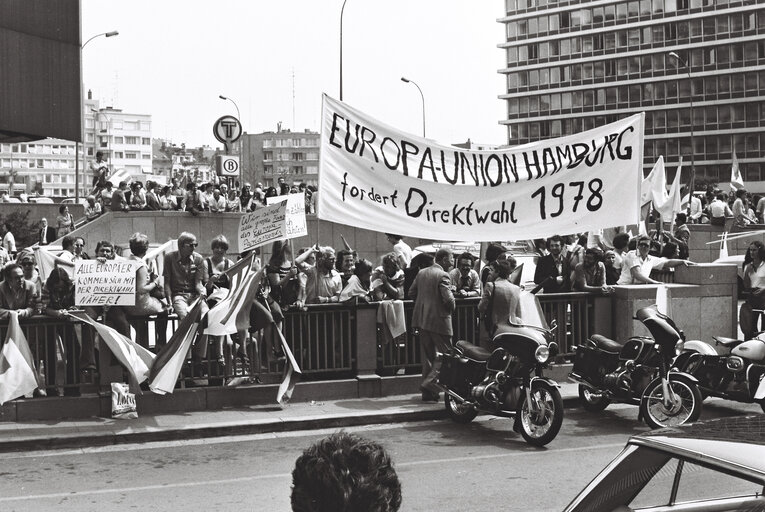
top-left (444, 392), bottom-right (478, 424)
top-left (640, 375), bottom-right (702, 429)
top-left (517, 380), bottom-right (564, 447)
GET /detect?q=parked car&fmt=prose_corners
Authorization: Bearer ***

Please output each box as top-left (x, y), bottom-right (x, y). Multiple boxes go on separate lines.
top-left (563, 415), bottom-right (765, 512)
top-left (28, 196), bottom-right (54, 204)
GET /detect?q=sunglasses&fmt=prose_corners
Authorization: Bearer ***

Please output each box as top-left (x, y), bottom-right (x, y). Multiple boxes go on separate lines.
top-left (186, 243), bottom-right (198, 247)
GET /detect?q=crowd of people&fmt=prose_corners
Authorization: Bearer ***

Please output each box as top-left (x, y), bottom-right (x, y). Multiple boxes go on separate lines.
top-left (688, 185), bottom-right (765, 228)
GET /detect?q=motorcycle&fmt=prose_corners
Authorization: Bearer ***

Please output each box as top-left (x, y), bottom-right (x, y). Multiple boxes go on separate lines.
top-left (674, 333), bottom-right (765, 412)
top-left (569, 306), bottom-right (703, 429)
top-left (437, 293), bottom-right (564, 447)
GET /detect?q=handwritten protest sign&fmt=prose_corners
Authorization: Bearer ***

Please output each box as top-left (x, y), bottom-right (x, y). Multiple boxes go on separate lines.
top-left (238, 202), bottom-right (287, 253)
top-left (318, 94), bottom-right (644, 241)
top-left (74, 260), bottom-right (140, 306)
top-left (266, 192), bottom-right (308, 238)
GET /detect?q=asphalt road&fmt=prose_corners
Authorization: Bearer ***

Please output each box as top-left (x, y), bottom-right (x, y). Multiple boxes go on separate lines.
top-left (0, 399), bottom-right (760, 512)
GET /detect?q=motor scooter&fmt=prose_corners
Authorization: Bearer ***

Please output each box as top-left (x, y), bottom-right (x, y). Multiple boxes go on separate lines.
top-left (674, 333), bottom-right (765, 411)
top-left (437, 292), bottom-right (564, 447)
top-left (569, 306), bottom-right (703, 429)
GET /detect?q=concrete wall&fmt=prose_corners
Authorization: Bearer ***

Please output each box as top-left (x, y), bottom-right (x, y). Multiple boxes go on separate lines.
top-left (611, 263), bottom-right (738, 342)
top-left (687, 221), bottom-right (765, 263)
top-left (68, 211), bottom-right (425, 264)
top-left (0, 202), bottom-right (85, 225)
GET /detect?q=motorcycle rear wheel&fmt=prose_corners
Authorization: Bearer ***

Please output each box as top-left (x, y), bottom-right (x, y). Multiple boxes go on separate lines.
top-left (517, 381), bottom-right (564, 447)
top-left (640, 376), bottom-right (702, 429)
top-left (578, 384), bottom-right (611, 412)
top-left (444, 393), bottom-right (478, 424)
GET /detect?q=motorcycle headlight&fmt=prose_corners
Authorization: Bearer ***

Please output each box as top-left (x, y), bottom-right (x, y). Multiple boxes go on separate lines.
top-left (674, 340), bottom-right (685, 356)
top-left (534, 345), bottom-right (550, 363)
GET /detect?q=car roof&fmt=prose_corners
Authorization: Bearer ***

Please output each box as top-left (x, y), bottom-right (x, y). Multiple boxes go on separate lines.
top-left (630, 415), bottom-right (765, 479)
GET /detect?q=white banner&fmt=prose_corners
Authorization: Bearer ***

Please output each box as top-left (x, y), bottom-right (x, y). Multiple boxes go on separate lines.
top-left (74, 260), bottom-right (140, 306)
top-left (318, 94), bottom-right (644, 241)
top-left (266, 192), bottom-right (308, 239)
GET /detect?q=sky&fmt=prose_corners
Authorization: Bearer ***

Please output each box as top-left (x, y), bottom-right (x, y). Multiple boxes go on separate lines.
top-left (82, 0), bottom-right (508, 149)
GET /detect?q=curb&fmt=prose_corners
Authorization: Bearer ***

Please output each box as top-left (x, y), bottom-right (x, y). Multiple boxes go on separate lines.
top-left (0, 392), bottom-right (582, 454)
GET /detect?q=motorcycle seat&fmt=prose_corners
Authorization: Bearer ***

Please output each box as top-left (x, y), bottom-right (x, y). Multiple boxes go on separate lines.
top-left (456, 340), bottom-right (491, 361)
top-left (590, 334), bottom-right (623, 353)
top-left (713, 336), bottom-right (742, 347)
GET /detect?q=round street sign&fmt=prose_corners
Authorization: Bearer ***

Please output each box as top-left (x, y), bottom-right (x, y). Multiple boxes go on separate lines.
top-left (213, 115), bottom-right (242, 144)
top-left (220, 155), bottom-right (240, 176)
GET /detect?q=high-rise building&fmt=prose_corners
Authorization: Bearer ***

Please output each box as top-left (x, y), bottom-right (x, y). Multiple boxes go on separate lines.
top-left (499, 1), bottom-right (765, 190)
top-left (239, 127), bottom-right (320, 188)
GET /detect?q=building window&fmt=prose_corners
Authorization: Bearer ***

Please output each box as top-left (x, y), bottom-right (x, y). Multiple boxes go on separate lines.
top-left (142, 138), bottom-right (150, 145)
top-left (125, 136), bottom-right (137, 145)
top-left (114, 152), bottom-right (124, 159)
top-left (115, 136), bottom-right (124, 144)
top-left (126, 152), bottom-right (137, 159)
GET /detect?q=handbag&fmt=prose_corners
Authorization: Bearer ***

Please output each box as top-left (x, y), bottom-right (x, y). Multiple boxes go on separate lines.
top-left (481, 282), bottom-right (496, 336)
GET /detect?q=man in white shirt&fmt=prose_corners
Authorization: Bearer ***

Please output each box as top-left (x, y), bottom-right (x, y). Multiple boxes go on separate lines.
top-left (385, 234), bottom-right (412, 270)
top-left (1, 222), bottom-right (16, 255)
top-left (617, 236), bottom-right (693, 285)
top-left (709, 193), bottom-right (733, 226)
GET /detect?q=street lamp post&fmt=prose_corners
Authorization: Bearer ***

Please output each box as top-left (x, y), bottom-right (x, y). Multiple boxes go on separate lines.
top-left (669, 51), bottom-right (695, 194)
top-left (401, 77), bottom-right (426, 138)
top-left (218, 95), bottom-right (241, 121)
top-left (340, 0), bottom-right (348, 101)
top-left (77, 30), bottom-right (119, 201)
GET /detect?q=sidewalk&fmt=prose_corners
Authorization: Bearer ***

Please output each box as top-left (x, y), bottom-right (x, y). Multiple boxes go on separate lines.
top-left (0, 382), bottom-right (580, 454)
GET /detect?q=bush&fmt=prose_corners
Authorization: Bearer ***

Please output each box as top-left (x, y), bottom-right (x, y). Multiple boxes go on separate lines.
top-left (1, 210), bottom-right (38, 252)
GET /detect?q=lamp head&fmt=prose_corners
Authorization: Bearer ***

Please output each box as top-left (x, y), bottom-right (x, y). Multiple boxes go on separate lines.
top-left (105, 31), bottom-right (119, 37)
top-left (219, 95), bottom-right (227, 100)
top-left (400, 77), bottom-right (410, 83)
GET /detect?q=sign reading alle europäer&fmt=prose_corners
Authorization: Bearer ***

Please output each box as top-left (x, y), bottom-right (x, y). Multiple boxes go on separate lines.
top-left (317, 94), bottom-right (644, 241)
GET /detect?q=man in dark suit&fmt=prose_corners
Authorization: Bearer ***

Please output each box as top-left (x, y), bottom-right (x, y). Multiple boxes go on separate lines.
top-left (38, 218), bottom-right (56, 245)
top-left (533, 235), bottom-right (571, 293)
top-left (408, 248), bottom-right (455, 402)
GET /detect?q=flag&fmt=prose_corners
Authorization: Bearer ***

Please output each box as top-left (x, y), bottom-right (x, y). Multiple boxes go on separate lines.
top-left (509, 263), bottom-right (524, 286)
top-left (641, 156), bottom-right (667, 207)
top-left (730, 151), bottom-right (744, 191)
top-left (107, 169), bottom-right (131, 187)
top-left (720, 231), bottom-right (729, 260)
top-left (69, 311), bottom-right (155, 385)
top-left (0, 313), bottom-right (39, 404)
top-left (655, 284), bottom-right (672, 317)
top-left (655, 160), bottom-right (683, 222)
top-left (275, 327), bottom-right (302, 405)
top-left (149, 300), bottom-right (202, 395)
top-left (33, 247), bottom-right (75, 283)
top-left (204, 254), bottom-right (263, 336)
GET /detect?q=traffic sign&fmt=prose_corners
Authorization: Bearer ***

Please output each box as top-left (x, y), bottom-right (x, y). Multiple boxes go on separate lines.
top-left (213, 115), bottom-right (242, 145)
top-left (216, 155), bottom-right (240, 176)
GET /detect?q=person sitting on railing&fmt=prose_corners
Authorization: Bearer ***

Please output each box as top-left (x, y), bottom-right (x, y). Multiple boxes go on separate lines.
top-left (159, 186), bottom-right (174, 210)
top-left (45, 267), bottom-right (97, 384)
top-left (183, 182), bottom-right (204, 214)
top-left (267, 240), bottom-right (304, 310)
top-left (225, 186), bottom-right (241, 213)
top-left (163, 232), bottom-right (209, 366)
top-left (339, 259), bottom-right (374, 303)
top-left (616, 235), bottom-right (694, 285)
top-left (84, 195), bottom-right (102, 222)
top-left (100, 182), bottom-right (113, 211)
top-left (371, 253), bottom-right (405, 301)
top-left (129, 182), bottom-right (147, 211)
top-left (124, 233), bottom-right (168, 350)
top-left (208, 187), bottom-right (226, 213)
top-left (604, 250), bottom-right (620, 286)
top-left (572, 248), bottom-right (614, 295)
top-left (449, 251), bottom-right (481, 298)
top-left (301, 246), bottom-right (343, 304)
top-left (112, 181), bottom-right (130, 213)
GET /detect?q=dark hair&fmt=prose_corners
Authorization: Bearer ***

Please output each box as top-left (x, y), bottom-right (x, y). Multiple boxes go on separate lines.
top-left (291, 432), bottom-right (401, 512)
top-left (485, 243), bottom-right (507, 262)
top-left (410, 252), bottom-right (434, 270)
top-left (269, 240), bottom-right (292, 267)
top-left (660, 242), bottom-right (678, 258)
top-left (335, 249), bottom-right (355, 272)
top-left (585, 247), bottom-right (603, 260)
top-left (612, 233), bottom-right (630, 250)
top-left (129, 232), bottom-right (150, 257)
top-left (456, 251), bottom-right (475, 265)
top-left (3, 262), bottom-right (21, 281)
top-left (354, 258), bottom-right (373, 277)
top-left (381, 253), bottom-right (400, 272)
top-left (211, 234), bottom-right (229, 251)
top-left (62, 234), bottom-right (76, 250)
top-left (58, 204), bottom-right (67, 214)
top-left (675, 212), bottom-right (687, 225)
top-left (546, 235), bottom-right (563, 247)
top-left (384, 233), bottom-right (402, 241)
top-left (95, 240), bottom-right (114, 254)
top-left (746, 241), bottom-right (765, 267)
top-left (495, 259), bottom-right (515, 279)
top-left (45, 266), bottom-right (73, 291)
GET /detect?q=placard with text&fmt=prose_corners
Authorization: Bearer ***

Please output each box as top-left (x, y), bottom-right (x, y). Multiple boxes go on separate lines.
top-left (75, 260), bottom-right (140, 306)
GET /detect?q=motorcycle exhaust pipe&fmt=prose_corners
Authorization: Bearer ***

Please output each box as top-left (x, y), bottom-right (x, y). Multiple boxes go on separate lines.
top-left (445, 388), bottom-right (469, 403)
